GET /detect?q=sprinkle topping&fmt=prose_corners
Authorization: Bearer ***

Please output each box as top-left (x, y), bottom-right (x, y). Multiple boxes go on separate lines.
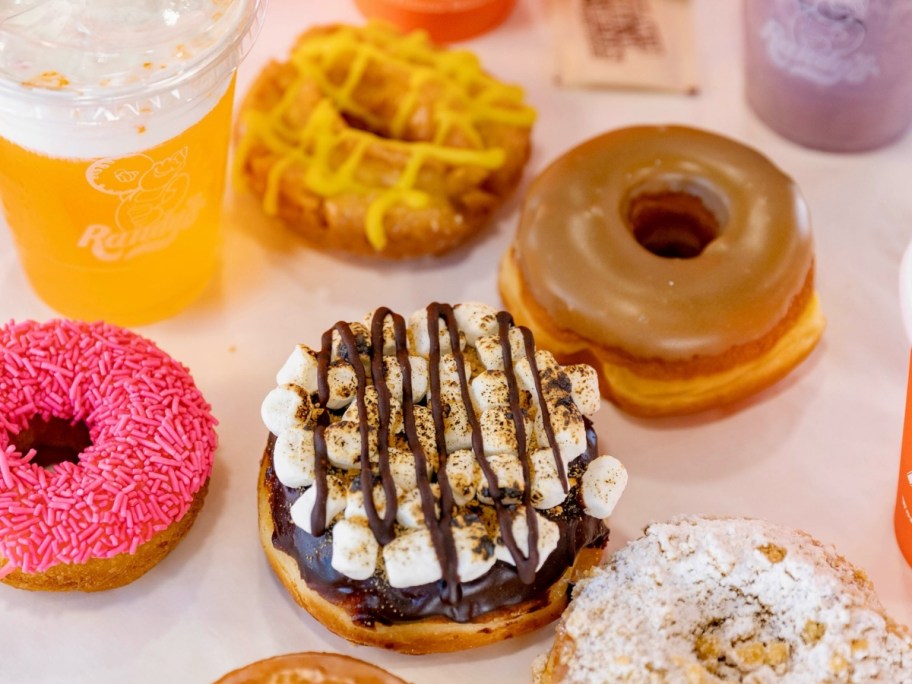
top-left (0, 320), bottom-right (217, 574)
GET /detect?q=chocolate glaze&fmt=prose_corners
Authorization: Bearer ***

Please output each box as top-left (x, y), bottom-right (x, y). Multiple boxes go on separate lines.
top-left (266, 305), bottom-right (609, 624)
top-left (265, 431), bottom-right (607, 625)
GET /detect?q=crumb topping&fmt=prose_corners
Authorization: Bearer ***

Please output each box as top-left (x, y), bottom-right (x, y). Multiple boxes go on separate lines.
top-left (538, 516), bottom-right (912, 683)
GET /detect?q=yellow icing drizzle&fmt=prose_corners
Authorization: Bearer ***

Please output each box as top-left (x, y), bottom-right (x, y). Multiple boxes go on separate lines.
top-left (236, 22), bottom-right (536, 250)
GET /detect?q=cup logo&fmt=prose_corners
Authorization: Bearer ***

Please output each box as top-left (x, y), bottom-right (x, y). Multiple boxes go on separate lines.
top-left (761, 0), bottom-right (878, 86)
top-left (78, 148), bottom-right (204, 261)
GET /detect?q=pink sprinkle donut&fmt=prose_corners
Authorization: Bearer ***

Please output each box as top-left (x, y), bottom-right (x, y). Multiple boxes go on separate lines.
top-left (0, 319), bottom-right (217, 591)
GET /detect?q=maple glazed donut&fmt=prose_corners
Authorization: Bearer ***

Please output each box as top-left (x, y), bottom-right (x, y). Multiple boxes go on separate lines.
top-left (535, 516), bottom-right (912, 683)
top-left (258, 302), bottom-right (627, 653)
top-left (499, 125), bottom-right (826, 417)
top-left (0, 320), bottom-right (217, 591)
top-left (236, 22), bottom-right (535, 258)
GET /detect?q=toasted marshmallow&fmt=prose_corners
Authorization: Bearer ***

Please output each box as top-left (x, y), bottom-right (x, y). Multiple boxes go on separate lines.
top-left (452, 302), bottom-right (499, 345)
top-left (379, 355), bottom-right (430, 404)
top-left (443, 398), bottom-right (473, 453)
top-left (451, 515), bottom-right (496, 582)
top-left (323, 420), bottom-right (376, 470)
top-left (344, 481), bottom-right (389, 521)
top-left (289, 475), bottom-right (347, 534)
top-left (535, 401), bottom-right (588, 465)
top-left (396, 485), bottom-right (439, 528)
top-left (325, 361), bottom-right (359, 410)
top-left (530, 448), bottom-right (568, 510)
top-left (383, 526), bottom-right (443, 588)
top-left (480, 406), bottom-right (529, 455)
top-left (475, 327), bottom-right (527, 371)
top-left (470, 370), bottom-right (510, 412)
top-left (380, 356), bottom-right (403, 401)
top-left (582, 455), bottom-right (628, 519)
top-left (273, 426), bottom-right (316, 489)
top-left (407, 308), bottom-right (465, 358)
top-left (410, 405), bottom-right (439, 465)
top-left (331, 518), bottom-right (379, 580)
top-left (341, 385), bottom-right (403, 435)
top-left (405, 355), bottom-right (429, 403)
top-left (275, 344), bottom-right (319, 393)
top-left (563, 364), bottom-right (602, 417)
top-left (514, 349), bottom-right (562, 396)
top-left (476, 451), bottom-right (525, 505)
top-left (494, 508), bottom-right (560, 571)
top-left (444, 449), bottom-right (479, 506)
top-left (363, 310), bottom-right (398, 356)
top-left (387, 446), bottom-right (418, 493)
top-left (436, 353), bottom-right (464, 386)
top-left (331, 322), bottom-right (370, 364)
top-left (261, 384), bottom-right (314, 436)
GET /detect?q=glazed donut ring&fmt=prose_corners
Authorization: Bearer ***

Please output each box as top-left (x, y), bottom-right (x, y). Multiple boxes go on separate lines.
top-left (535, 516), bottom-right (912, 683)
top-left (215, 652), bottom-right (408, 684)
top-left (500, 125), bottom-right (825, 416)
top-left (0, 320), bottom-right (217, 591)
top-left (237, 22), bottom-right (535, 258)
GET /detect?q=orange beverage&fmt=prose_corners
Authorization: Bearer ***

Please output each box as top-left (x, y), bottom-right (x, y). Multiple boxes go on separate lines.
top-left (0, 81), bottom-right (234, 325)
top-left (0, 1), bottom-right (265, 326)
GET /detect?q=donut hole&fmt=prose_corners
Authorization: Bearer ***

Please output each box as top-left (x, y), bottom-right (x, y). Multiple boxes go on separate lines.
top-left (9, 416), bottom-right (91, 470)
top-left (624, 181), bottom-right (727, 259)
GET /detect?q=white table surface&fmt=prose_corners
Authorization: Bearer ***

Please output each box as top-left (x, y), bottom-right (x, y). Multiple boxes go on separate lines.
top-left (3, 1), bottom-right (912, 682)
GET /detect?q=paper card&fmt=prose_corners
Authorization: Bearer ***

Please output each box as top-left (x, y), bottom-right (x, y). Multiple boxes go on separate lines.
top-left (548, 0), bottom-right (700, 94)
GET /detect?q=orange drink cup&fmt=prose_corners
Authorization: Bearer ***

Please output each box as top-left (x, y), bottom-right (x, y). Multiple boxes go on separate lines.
top-left (896, 242), bottom-right (912, 566)
top-left (0, 1), bottom-right (266, 326)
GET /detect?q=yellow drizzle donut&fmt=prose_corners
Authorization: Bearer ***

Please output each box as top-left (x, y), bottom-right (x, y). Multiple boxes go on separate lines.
top-left (236, 22), bottom-right (535, 258)
top-left (499, 125), bottom-right (825, 417)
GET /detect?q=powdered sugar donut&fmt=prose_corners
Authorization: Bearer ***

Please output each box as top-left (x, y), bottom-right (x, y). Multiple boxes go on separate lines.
top-left (535, 516), bottom-right (912, 683)
top-left (0, 319), bottom-right (217, 591)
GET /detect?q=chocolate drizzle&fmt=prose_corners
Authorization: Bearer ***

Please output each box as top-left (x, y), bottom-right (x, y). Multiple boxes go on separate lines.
top-left (423, 304), bottom-right (463, 602)
top-left (495, 311), bottom-right (539, 582)
top-left (269, 304), bottom-right (609, 622)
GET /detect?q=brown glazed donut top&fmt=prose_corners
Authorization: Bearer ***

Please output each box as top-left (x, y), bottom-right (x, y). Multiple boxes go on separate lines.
top-left (261, 304), bottom-right (621, 625)
top-left (513, 125), bottom-right (814, 361)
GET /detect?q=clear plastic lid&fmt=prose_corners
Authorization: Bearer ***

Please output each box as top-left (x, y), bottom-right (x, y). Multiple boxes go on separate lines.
top-left (0, 0), bottom-right (266, 124)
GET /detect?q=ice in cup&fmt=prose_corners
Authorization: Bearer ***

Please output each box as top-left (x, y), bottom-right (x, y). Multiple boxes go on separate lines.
top-left (0, 0), bottom-right (266, 325)
top-left (743, 0), bottom-right (912, 152)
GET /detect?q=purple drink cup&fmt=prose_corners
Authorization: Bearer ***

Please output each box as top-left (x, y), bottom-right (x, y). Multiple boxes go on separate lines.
top-left (744, 0), bottom-right (912, 152)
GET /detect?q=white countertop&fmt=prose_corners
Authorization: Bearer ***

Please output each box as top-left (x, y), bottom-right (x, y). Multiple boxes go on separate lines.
top-left (3, 1), bottom-right (912, 682)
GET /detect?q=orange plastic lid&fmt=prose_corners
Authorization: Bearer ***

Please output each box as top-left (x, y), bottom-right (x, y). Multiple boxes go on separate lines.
top-left (354, 0), bottom-right (517, 42)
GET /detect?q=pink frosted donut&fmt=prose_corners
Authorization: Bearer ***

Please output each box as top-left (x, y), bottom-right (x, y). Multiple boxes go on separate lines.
top-left (0, 319), bottom-right (217, 591)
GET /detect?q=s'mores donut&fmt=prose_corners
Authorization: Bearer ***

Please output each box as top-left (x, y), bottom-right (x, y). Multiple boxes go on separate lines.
top-left (535, 516), bottom-right (912, 683)
top-left (258, 303), bottom-right (627, 653)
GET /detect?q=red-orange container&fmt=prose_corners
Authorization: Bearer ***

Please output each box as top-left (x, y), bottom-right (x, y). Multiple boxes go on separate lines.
top-left (354, 0), bottom-right (517, 42)
top-left (895, 349), bottom-right (912, 567)
top-left (895, 244), bottom-right (912, 566)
